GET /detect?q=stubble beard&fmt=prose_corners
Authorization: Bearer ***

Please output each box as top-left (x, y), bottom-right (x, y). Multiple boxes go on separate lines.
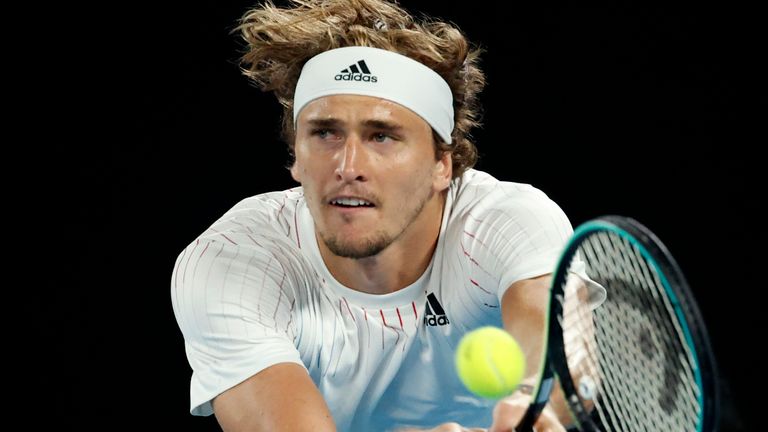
top-left (320, 184), bottom-right (435, 260)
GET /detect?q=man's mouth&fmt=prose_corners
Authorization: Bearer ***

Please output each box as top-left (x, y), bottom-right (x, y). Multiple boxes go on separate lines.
top-left (329, 197), bottom-right (376, 208)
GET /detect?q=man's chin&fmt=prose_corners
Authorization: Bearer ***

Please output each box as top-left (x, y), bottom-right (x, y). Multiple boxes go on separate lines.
top-left (322, 234), bottom-right (391, 259)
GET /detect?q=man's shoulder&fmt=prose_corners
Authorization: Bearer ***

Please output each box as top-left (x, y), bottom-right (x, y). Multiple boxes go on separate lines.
top-left (222, 187), bottom-right (305, 221)
top-left (453, 169), bottom-right (555, 212)
top-left (196, 186), bottom-right (307, 250)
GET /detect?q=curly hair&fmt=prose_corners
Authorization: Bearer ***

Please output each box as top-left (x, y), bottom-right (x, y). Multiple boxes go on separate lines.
top-left (237, 0), bottom-right (485, 179)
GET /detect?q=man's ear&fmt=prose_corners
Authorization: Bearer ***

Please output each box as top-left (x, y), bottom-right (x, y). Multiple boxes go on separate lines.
top-left (290, 161), bottom-right (301, 183)
top-left (434, 151), bottom-right (452, 191)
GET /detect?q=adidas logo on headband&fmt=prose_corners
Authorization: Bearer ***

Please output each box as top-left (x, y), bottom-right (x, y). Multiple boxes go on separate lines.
top-left (334, 59), bottom-right (378, 82)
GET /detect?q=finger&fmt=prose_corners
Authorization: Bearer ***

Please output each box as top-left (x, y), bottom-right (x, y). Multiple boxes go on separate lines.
top-left (532, 407), bottom-right (567, 432)
top-left (488, 397), bottom-right (528, 432)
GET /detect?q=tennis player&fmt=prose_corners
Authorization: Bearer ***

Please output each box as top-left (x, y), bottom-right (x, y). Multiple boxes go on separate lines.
top-left (171, 1), bottom-right (605, 431)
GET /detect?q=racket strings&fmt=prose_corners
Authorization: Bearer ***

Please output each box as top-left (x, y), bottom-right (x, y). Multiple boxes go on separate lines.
top-left (591, 233), bottom-right (699, 430)
top-left (628, 240), bottom-right (702, 415)
top-left (600, 233), bottom-right (698, 429)
top-left (557, 232), bottom-right (702, 431)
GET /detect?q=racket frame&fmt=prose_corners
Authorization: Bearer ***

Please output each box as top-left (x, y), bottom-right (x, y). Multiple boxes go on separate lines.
top-left (517, 216), bottom-right (720, 431)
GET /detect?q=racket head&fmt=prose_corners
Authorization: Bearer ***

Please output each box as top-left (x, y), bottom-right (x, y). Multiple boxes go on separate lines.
top-left (547, 216), bottom-right (720, 431)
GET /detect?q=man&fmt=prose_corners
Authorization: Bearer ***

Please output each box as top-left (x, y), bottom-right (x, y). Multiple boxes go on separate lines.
top-left (171, 1), bottom-right (605, 431)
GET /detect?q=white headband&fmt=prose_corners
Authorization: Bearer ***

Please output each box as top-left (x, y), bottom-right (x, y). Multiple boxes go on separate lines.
top-left (293, 46), bottom-right (455, 144)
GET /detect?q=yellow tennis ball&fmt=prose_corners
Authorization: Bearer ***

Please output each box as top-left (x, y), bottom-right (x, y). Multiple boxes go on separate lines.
top-left (455, 326), bottom-right (526, 399)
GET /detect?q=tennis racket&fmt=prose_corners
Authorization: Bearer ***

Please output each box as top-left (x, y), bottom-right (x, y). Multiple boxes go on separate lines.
top-left (516, 216), bottom-right (719, 431)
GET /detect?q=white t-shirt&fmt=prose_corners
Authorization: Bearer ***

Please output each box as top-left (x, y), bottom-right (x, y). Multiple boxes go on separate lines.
top-left (171, 169), bottom-right (603, 431)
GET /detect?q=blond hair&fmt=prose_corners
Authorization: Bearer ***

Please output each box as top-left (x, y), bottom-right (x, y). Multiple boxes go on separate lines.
top-left (238, 0), bottom-right (485, 178)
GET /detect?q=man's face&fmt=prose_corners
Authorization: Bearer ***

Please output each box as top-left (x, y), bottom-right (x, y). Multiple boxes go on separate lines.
top-left (292, 94), bottom-right (451, 259)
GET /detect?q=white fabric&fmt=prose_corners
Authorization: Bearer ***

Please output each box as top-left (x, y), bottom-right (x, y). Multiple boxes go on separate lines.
top-left (569, 258), bottom-right (607, 307)
top-left (171, 169), bottom-right (605, 431)
top-left (293, 46), bottom-right (455, 144)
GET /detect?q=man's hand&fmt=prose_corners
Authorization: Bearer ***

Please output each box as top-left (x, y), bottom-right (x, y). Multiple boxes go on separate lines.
top-left (395, 393), bottom-right (566, 432)
top-left (488, 394), bottom-right (566, 432)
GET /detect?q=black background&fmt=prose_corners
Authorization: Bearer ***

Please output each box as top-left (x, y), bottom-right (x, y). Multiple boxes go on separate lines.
top-left (46, 0), bottom-right (760, 429)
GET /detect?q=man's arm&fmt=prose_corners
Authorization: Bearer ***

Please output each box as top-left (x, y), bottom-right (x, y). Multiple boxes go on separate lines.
top-left (499, 275), bottom-right (551, 385)
top-left (213, 362), bottom-right (337, 432)
top-left (490, 274), bottom-right (567, 432)
top-left (494, 274), bottom-right (599, 431)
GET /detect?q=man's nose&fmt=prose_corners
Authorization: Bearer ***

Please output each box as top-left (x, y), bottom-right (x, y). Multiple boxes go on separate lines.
top-left (335, 136), bottom-right (368, 182)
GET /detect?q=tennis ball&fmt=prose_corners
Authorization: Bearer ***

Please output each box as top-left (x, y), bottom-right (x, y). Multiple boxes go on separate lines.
top-left (455, 326), bottom-right (526, 399)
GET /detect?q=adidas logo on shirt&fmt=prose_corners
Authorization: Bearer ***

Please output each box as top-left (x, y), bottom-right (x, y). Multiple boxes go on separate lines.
top-left (335, 59), bottom-right (378, 82)
top-left (424, 293), bottom-right (450, 326)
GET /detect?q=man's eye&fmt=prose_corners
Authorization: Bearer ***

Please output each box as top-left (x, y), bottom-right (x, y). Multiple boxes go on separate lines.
top-left (311, 129), bottom-right (333, 139)
top-left (372, 132), bottom-right (391, 143)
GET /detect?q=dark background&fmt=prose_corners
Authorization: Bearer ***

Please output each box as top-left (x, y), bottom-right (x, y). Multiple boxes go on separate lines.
top-left (46, 0), bottom-right (760, 429)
